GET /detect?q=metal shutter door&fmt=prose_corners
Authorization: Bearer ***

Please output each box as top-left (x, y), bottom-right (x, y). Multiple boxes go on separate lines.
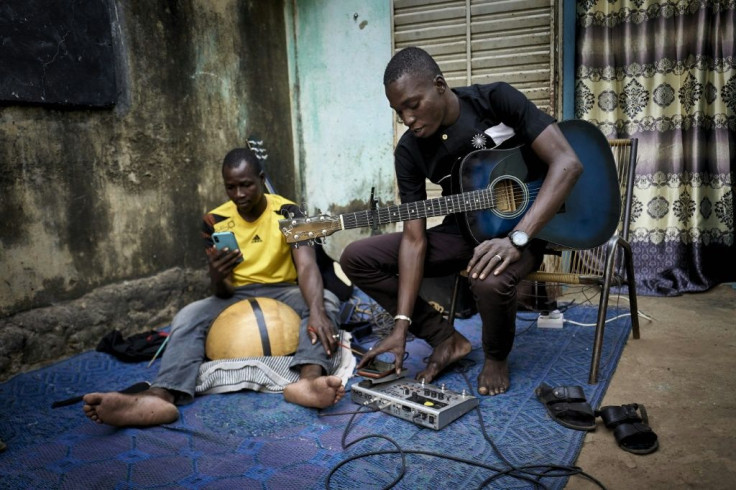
top-left (392, 0), bottom-right (557, 214)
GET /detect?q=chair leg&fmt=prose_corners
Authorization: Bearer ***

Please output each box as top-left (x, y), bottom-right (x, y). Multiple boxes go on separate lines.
top-left (620, 239), bottom-right (640, 339)
top-left (588, 237), bottom-right (619, 384)
top-left (589, 297), bottom-right (610, 384)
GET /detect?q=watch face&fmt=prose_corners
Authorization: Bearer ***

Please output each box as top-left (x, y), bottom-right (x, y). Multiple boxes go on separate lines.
top-left (511, 231), bottom-right (529, 247)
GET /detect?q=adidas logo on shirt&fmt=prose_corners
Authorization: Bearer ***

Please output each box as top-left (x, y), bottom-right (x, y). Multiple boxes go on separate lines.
top-left (251, 235), bottom-right (262, 243)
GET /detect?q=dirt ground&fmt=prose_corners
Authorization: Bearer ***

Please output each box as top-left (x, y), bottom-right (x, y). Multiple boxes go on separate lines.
top-left (565, 283), bottom-right (736, 489)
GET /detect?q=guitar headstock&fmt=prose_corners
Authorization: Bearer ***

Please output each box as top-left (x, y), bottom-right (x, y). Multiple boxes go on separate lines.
top-left (246, 134), bottom-right (269, 162)
top-left (279, 213), bottom-right (343, 245)
top-left (246, 133), bottom-right (278, 194)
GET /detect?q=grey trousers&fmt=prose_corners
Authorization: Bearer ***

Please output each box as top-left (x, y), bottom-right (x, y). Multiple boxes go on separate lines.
top-left (152, 282), bottom-right (340, 403)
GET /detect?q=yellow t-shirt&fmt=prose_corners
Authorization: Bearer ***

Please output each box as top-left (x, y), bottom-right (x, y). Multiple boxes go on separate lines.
top-left (203, 194), bottom-right (298, 287)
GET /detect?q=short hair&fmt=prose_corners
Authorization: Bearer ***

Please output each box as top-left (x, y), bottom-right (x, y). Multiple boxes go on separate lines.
top-left (222, 147), bottom-right (263, 174)
top-left (383, 46), bottom-right (443, 86)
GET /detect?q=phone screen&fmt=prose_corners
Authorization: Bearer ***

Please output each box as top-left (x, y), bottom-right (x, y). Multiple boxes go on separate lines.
top-left (212, 231), bottom-right (243, 263)
top-left (357, 358), bottom-right (395, 379)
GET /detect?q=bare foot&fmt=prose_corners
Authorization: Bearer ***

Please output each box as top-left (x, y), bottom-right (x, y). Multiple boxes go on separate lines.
top-left (415, 331), bottom-right (472, 384)
top-left (82, 388), bottom-right (179, 427)
top-left (283, 375), bottom-right (345, 409)
top-left (477, 358), bottom-right (509, 396)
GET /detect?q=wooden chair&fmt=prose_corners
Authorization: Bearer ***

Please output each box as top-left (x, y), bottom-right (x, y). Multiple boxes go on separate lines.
top-left (448, 138), bottom-right (640, 384)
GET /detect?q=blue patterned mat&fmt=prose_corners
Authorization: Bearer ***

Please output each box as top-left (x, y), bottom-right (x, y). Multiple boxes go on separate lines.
top-left (0, 303), bottom-right (632, 489)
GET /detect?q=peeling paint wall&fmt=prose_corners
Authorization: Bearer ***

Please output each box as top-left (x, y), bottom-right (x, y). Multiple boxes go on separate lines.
top-left (0, 1), bottom-right (294, 378)
top-left (286, 0), bottom-right (395, 255)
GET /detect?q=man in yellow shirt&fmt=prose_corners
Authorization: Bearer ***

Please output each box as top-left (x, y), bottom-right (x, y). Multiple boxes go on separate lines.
top-left (82, 147), bottom-right (345, 427)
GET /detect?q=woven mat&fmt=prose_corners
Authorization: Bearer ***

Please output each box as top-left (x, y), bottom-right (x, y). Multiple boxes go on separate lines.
top-left (0, 302), bottom-right (632, 489)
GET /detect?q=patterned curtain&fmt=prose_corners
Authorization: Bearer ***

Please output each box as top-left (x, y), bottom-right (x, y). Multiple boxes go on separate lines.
top-left (576, 0), bottom-right (736, 296)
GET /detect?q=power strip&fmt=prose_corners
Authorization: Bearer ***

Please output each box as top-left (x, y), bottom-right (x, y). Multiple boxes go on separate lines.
top-left (538, 310), bottom-right (564, 328)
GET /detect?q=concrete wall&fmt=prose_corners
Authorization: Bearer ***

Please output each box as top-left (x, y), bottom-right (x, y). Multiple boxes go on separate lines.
top-left (0, 1), bottom-right (295, 380)
top-left (286, 0), bottom-right (395, 256)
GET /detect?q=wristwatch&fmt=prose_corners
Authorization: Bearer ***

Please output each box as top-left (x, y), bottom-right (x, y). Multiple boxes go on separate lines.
top-left (508, 230), bottom-right (530, 250)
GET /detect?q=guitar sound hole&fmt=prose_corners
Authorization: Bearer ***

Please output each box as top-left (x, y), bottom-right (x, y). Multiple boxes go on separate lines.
top-left (493, 179), bottom-right (524, 215)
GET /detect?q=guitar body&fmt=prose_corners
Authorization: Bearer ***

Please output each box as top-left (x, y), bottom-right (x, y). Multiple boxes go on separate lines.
top-left (278, 120), bottom-right (622, 250)
top-left (454, 119), bottom-right (622, 249)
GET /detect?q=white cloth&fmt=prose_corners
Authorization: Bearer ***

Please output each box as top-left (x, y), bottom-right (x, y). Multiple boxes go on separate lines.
top-left (195, 331), bottom-right (355, 395)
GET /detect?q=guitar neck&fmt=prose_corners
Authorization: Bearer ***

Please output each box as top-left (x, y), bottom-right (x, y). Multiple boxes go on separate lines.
top-left (340, 188), bottom-right (495, 230)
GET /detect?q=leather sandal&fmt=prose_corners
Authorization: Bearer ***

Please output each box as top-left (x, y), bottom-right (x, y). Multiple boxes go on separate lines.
top-left (597, 403), bottom-right (659, 455)
top-left (535, 383), bottom-right (597, 431)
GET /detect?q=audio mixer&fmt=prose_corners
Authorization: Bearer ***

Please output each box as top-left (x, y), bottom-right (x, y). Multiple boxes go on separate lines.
top-left (351, 377), bottom-right (478, 430)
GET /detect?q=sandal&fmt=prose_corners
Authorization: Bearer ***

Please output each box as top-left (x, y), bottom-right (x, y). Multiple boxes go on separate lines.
top-left (597, 403), bottom-right (659, 455)
top-left (535, 383), bottom-right (596, 431)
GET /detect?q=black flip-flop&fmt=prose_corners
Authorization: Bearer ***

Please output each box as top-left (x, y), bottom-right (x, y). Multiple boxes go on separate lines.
top-left (535, 383), bottom-right (597, 431)
top-left (51, 381), bottom-right (151, 408)
top-left (597, 403), bottom-right (659, 454)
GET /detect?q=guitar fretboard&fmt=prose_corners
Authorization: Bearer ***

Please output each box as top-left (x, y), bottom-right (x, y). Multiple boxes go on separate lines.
top-left (340, 187), bottom-right (497, 230)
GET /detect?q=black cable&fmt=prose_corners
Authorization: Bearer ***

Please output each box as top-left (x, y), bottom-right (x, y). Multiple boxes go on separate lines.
top-left (321, 405), bottom-right (407, 490)
top-left (514, 312), bottom-right (540, 336)
top-left (328, 294), bottom-right (610, 488)
top-left (454, 369), bottom-right (606, 489)
top-left (318, 365), bottom-right (607, 490)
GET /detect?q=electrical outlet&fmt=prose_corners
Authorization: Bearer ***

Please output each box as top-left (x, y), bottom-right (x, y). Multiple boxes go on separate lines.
top-left (538, 310), bottom-right (564, 329)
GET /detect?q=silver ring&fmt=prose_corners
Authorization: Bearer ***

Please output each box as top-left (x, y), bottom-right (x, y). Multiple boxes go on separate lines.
top-left (332, 334), bottom-right (340, 339)
top-left (494, 254), bottom-right (503, 261)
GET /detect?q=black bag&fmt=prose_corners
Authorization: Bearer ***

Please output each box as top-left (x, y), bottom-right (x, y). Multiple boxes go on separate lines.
top-left (96, 330), bottom-right (169, 363)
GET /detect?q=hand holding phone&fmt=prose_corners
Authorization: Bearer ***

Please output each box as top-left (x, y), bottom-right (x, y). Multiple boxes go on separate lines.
top-left (356, 358), bottom-right (396, 379)
top-left (212, 231), bottom-right (243, 264)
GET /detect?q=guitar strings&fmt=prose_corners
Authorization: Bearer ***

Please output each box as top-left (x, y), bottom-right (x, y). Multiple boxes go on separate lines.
top-left (341, 183), bottom-right (544, 230)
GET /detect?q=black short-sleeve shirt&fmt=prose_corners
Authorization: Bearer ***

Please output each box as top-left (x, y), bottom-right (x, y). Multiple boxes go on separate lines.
top-left (394, 82), bottom-right (555, 204)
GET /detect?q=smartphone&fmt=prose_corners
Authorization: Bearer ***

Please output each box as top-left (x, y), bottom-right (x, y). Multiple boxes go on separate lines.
top-left (357, 358), bottom-right (396, 379)
top-left (212, 231), bottom-right (243, 263)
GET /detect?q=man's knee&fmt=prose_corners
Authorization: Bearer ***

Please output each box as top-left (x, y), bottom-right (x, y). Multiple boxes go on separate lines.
top-left (338, 242), bottom-right (356, 271)
top-left (339, 241), bottom-right (367, 278)
top-left (469, 274), bottom-right (515, 303)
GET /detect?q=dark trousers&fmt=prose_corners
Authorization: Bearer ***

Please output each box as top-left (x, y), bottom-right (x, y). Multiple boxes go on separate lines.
top-left (339, 223), bottom-right (544, 360)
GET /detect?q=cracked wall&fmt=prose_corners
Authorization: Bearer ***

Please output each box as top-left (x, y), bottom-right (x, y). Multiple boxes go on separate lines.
top-left (0, 1), bottom-right (294, 379)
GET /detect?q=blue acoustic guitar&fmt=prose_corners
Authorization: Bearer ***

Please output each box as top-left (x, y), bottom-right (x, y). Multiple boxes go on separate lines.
top-left (279, 119), bottom-right (621, 250)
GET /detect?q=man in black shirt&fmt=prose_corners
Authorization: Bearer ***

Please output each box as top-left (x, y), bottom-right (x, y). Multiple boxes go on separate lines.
top-left (340, 47), bottom-right (582, 395)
